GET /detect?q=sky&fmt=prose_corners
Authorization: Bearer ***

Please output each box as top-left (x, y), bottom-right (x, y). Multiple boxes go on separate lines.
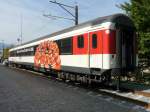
top-left (0, 0), bottom-right (129, 45)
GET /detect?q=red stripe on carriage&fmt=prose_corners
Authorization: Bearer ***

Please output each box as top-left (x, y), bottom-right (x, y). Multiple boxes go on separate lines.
top-left (73, 30), bottom-right (116, 55)
top-left (103, 30), bottom-right (116, 54)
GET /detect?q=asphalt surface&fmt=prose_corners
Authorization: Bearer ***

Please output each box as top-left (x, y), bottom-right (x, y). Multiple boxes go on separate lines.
top-left (0, 65), bottom-right (148, 112)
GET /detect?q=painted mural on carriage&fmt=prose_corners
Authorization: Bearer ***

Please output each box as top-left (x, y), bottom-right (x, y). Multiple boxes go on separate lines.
top-left (34, 41), bottom-right (61, 70)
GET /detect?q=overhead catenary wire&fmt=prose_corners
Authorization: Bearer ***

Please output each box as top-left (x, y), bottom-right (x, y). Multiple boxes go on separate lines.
top-left (43, 0), bottom-right (78, 25)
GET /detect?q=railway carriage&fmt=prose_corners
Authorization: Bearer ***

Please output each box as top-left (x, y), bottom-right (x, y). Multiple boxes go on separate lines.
top-left (9, 14), bottom-right (137, 84)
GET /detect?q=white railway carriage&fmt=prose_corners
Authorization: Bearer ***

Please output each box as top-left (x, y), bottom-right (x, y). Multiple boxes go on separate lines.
top-left (9, 14), bottom-right (137, 83)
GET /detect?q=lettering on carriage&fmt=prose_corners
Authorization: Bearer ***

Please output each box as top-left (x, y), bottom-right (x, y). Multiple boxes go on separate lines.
top-left (17, 47), bottom-right (34, 54)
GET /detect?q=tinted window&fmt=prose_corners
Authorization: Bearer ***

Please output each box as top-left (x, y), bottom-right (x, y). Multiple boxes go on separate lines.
top-left (10, 51), bottom-right (17, 57)
top-left (57, 37), bottom-right (72, 55)
top-left (13, 46), bottom-right (36, 57)
top-left (78, 35), bottom-right (84, 48)
top-left (92, 34), bottom-right (97, 48)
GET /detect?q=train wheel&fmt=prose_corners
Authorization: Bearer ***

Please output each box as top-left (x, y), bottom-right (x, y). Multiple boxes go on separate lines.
top-left (100, 71), bottom-right (111, 84)
top-left (57, 72), bottom-right (62, 80)
top-left (87, 75), bottom-right (92, 85)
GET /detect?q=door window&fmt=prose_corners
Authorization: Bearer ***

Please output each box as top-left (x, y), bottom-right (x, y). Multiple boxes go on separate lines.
top-left (77, 35), bottom-right (84, 48)
top-left (92, 34), bottom-right (97, 48)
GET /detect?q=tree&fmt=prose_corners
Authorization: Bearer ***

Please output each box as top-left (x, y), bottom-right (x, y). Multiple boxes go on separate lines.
top-left (118, 0), bottom-right (150, 58)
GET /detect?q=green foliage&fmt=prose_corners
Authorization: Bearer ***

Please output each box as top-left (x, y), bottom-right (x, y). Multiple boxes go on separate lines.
top-left (138, 32), bottom-right (150, 58)
top-left (118, 0), bottom-right (150, 58)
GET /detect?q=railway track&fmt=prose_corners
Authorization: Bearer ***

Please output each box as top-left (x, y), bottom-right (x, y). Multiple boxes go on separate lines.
top-left (7, 65), bottom-right (150, 110)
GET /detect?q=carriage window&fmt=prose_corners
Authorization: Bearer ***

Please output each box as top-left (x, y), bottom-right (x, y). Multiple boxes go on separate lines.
top-left (92, 34), bottom-right (97, 48)
top-left (78, 35), bottom-right (84, 48)
top-left (59, 37), bottom-right (72, 54)
top-left (10, 51), bottom-right (13, 57)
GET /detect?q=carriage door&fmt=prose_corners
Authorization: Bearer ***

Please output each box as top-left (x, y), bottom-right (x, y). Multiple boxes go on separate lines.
top-left (116, 28), bottom-right (135, 71)
top-left (89, 31), bottom-right (103, 68)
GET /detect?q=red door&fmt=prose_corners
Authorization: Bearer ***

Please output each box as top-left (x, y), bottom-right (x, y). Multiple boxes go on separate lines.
top-left (89, 30), bottom-right (103, 68)
top-left (73, 33), bottom-right (88, 55)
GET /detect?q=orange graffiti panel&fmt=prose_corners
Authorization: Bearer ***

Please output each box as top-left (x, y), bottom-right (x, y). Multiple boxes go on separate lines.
top-left (34, 41), bottom-right (61, 70)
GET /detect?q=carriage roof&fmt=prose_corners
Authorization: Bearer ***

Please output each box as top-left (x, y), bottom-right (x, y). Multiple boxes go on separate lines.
top-left (12, 13), bottom-right (134, 49)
